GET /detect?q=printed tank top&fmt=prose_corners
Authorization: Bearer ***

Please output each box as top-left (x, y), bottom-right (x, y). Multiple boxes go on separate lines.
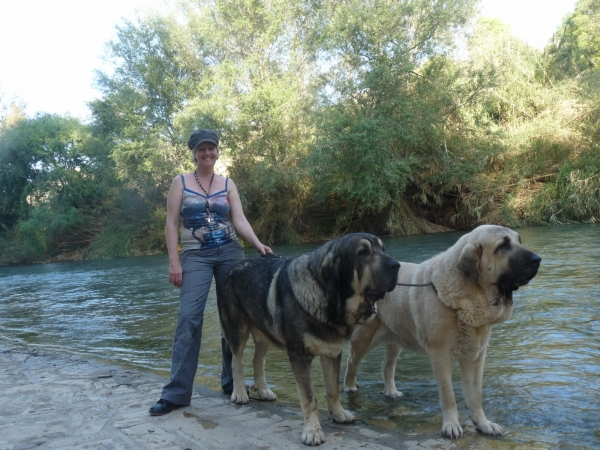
top-left (180, 174), bottom-right (237, 251)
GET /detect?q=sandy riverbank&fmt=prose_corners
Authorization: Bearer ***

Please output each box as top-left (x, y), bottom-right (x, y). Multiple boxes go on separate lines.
top-left (0, 344), bottom-right (516, 449)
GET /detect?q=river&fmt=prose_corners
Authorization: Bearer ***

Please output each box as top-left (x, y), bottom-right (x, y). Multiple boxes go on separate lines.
top-left (0, 224), bottom-right (598, 448)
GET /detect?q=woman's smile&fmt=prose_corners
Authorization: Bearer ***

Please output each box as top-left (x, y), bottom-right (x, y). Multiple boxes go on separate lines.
top-left (195, 143), bottom-right (218, 165)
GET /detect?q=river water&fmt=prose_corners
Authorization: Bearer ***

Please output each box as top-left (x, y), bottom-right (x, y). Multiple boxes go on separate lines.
top-left (0, 224), bottom-right (598, 448)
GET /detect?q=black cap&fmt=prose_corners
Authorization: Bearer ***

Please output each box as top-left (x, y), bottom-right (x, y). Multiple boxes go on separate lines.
top-left (188, 129), bottom-right (219, 150)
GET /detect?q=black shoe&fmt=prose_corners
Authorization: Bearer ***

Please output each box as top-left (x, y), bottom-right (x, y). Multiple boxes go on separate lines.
top-left (149, 399), bottom-right (179, 416)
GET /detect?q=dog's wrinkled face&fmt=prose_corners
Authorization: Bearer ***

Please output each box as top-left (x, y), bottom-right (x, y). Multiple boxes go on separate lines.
top-left (458, 225), bottom-right (541, 304)
top-left (353, 236), bottom-right (400, 304)
top-left (332, 234), bottom-right (400, 321)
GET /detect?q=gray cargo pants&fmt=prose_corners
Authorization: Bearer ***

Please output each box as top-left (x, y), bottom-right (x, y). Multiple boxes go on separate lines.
top-left (161, 240), bottom-right (244, 405)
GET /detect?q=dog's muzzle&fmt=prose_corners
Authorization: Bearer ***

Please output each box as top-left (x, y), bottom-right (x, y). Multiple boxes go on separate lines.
top-left (497, 251), bottom-right (541, 300)
top-left (365, 257), bottom-right (401, 314)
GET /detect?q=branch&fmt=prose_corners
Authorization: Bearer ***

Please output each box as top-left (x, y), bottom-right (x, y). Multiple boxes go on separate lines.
top-left (491, 91), bottom-right (533, 118)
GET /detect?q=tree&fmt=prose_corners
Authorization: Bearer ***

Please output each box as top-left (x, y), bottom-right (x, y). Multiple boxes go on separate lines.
top-left (88, 13), bottom-right (206, 253)
top-left (175, 0), bottom-right (320, 242)
top-left (544, 0), bottom-right (600, 79)
top-left (0, 115), bottom-right (40, 231)
top-left (0, 114), bottom-right (111, 257)
top-left (310, 0), bottom-right (479, 234)
top-left (91, 13), bottom-right (203, 182)
top-left (452, 15), bottom-right (600, 226)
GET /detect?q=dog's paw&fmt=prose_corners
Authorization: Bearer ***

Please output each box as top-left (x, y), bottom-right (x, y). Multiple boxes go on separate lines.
top-left (257, 388), bottom-right (277, 401)
top-left (441, 421), bottom-right (464, 439)
top-left (343, 376), bottom-right (360, 391)
top-left (381, 388), bottom-right (403, 399)
top-left (230, 389), bottom-right (250, 405)
top-left (332, 409), bottom-right (356, 424)
top-left (475, 420), bottom-right (503, 436)
top-left (343, 380), bottom-right (359, 393)
top-left (301, 425), bottom-right (325, 446)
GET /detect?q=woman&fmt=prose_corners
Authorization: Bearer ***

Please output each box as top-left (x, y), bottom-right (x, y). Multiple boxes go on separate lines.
top-left (149, 129), bottom-right (271, 416)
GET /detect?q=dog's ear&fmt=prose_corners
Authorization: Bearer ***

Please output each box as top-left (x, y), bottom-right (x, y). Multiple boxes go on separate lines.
top-left (320, 250), bottom-right (341, 301)
top-left (457, 242), bottom-right (482, 284)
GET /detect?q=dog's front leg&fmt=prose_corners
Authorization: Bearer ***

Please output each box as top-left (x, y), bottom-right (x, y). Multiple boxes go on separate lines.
top-left (289, 353), bottom-right (325, 446)
top-left (382, 341), bottom-right (403, 398)
top-left (459, 350), bottom-right (503, 436)
top-left (430, 350), bottom-right (463, 439)
top-left (321, 353), bottom-right (355, 423)
top-left (344, 317), bottom-right (381, 392)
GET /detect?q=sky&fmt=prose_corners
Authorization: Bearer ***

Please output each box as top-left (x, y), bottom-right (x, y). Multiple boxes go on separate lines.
top-left (0, 0), bottom-right (578, 122)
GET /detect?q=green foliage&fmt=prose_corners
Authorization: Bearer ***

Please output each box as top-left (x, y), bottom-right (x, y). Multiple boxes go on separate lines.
top-left (0, 120), bottom-right (38, 230)
top-left (85, 13), bottom-right (205, 256)
top-left (544, 0), bottom-right (600, 79)
top-left (1, 115), bottom-right (88, 227)
top-left (86, 195), bottom-right (167, 259)
top-left (311, 0), bottom-right (480, 234)
top-left (174, 0), bottom-right (319, 242)
top-left (94, 15), bottom-right (199, 141)
top-left (449, 10), bottom-right (600, 228)
top-left (0, 114), bottom-right (119, 262)
top-left (0, 231), bottom-right (40, 266)
top-left (545, 152), bottom-right (600, 223)
top-left (17, 204), bottom-right (86, 254)
top-left (2, 0), bottom-right (600, 265)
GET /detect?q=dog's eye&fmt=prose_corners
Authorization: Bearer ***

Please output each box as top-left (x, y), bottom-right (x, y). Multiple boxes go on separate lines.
top-left (495, 238), bottom-right (512, 253)
top-left (357, 246), bottom-right (370, 256)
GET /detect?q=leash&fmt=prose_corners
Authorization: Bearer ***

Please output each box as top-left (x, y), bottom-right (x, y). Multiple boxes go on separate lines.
top-left (261, 255), bottom-right (434, 285)
top-left (396, 282), bottom-right (434, 287)
top-left (397, 281), bottom-right (438, 295)
top-left (260, 252), bottom-right (283, 259)
top-left (260, 254), bottom-right (434, 287)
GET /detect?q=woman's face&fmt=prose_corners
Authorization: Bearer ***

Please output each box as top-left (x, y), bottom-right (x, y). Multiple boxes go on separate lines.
top-left (194, 142), bottom-right (219, 167)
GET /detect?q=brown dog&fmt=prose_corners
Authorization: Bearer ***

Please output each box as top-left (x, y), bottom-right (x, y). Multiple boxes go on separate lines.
top-left (344, 225), bottom-right (541, 438)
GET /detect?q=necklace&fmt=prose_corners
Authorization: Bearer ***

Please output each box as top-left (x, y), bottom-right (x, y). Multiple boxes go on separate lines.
top-left (194, 171), bottom-right (215, 219)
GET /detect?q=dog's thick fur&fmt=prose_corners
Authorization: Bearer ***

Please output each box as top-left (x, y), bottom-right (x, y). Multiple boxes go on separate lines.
top-left (344, 225), bottom-right (541, 439)
top-left (219, 233), bottom-right (400, 446)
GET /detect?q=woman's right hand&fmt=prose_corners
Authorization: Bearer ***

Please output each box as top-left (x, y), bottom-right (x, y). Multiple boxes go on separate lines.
top-left (165, 175), bottom-right (184, 288)
top-left (168, 261), bottom-right (183, 287)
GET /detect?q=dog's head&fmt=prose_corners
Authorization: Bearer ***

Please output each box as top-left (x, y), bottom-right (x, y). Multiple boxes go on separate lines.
top-left (456, 225), bottom-right (541, 305)
top-left (312, 233), bottom-right (400, 323)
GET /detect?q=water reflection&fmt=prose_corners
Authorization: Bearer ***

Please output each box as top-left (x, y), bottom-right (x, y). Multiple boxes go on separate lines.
top-left (0, 224), bottom-right (599, 448)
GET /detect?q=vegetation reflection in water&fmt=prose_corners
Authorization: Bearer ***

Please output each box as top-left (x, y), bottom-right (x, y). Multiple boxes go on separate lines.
top-left (0, 225), bottom-right (598, 449)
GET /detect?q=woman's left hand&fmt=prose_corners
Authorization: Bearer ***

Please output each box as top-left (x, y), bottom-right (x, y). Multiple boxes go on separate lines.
top-left (256, 244), bottom-right (273, 255)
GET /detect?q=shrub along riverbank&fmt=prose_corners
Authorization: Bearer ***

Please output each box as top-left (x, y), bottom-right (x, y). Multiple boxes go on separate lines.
top-left (1, 0), bottom-right (599, 266)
